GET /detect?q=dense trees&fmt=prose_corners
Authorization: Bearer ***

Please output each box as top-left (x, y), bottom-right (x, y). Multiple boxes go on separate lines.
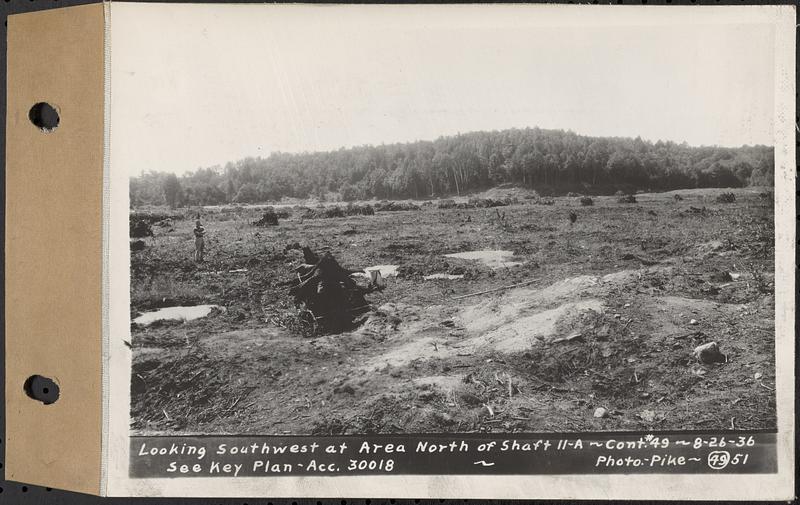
top-left (162, 173), bottom-right (182, 209)
top-left (130, 127), bottom-right (774, 207)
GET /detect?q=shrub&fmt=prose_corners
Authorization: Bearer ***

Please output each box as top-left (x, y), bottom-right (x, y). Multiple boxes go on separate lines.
top-left (580, 196), bottom-right (594, 206)
top-left (468, 197), bottom-right (509, 208)
top-left (374, 201), bottom-right (420, 212)
top-left (617, 195), bottom-right (637, 204)
top-left (346, 203), bottom-right (375, 216)
top-left (716, 192), bottom-right (736, 203)
top-left (299, 204), bottom-right (375, 219)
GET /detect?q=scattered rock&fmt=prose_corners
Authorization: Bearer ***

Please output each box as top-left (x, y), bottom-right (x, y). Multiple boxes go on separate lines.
top-left (709, 271), bottom-right (733, 282)
top-left (693, 341), bottom-right (726, 364)
top-left (595, 324), bottom-right (611, 341)
top-left (698, 240), bottom-right (724, 253)
top-left (417, 390), bottom-right (436, 401)
top-left (754, 372), bottom-right (763, 380)
top-left (334, 384), bottom-right (356, 395)
top-left (639, 410), bottom-right (656, 423)
top-left (593, 407), bottom-right (608, 418)
top-left (601, 348), bottom-right (615, 358)
top-left (689, 319), bottom-right (699, 326)
top-left (434, 412), bottom-right (455, 424)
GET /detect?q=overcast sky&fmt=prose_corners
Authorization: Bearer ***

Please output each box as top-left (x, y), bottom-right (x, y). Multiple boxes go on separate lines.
top-left (109, 4), bottom-right (777, 177)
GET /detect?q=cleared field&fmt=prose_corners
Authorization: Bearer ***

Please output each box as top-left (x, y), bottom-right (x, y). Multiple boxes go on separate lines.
top-left (130, 187), bottom-right (775, 435)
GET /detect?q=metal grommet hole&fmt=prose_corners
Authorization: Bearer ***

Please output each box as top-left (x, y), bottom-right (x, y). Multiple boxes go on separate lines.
top-left (28, 102), bottom-right (60, 132)
top-left (24, 375), bottom-right (60, 405)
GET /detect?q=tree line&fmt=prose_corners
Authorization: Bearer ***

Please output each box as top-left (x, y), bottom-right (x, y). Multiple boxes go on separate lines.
top-left (130, 127), bottom-right (774, 208)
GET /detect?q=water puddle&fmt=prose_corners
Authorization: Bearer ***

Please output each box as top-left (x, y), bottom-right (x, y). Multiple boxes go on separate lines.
top-left (412, 375), bottom-right (463, 391)
top-left (444, 250), bottom-right (522, 269)
top-left (133, 305), bottom-right (223, 326)
top-left (352, 265), bottom-right (399, 278)
top-left (423, 273), bottom-right (465, 280)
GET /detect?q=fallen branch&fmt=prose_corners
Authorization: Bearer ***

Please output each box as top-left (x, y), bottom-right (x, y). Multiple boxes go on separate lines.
top-left (672, 331), bottom-right (701, 340)
top-left (224, 394), bottom-right (244, 413)
top-left (453, 278), bottom-right (539, 300)
top-left (551, 333), bottom-right (583, 344)
top-left (757, 381), bottom-right (775, 391)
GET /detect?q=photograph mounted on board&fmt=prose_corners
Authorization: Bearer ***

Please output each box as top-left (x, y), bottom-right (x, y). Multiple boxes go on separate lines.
top-left (123, 5), bottom-right (779, 438)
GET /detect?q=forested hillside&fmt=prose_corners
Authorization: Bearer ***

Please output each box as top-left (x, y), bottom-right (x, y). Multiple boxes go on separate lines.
top-left (130, 127), bottom-right (774, 207)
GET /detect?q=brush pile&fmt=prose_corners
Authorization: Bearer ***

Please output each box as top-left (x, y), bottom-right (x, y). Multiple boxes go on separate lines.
top-left (300, 204), bottom-right (375, 219)
top-left (467, 197), bottom-right (515, 208)
top-left (374, 201), bottom-right (420, 212)
top-left (715, 192), bottom-right (736, 203)
top-left (288, 247), bottom-right (372, 333)
top-left (252, 207), bottom-right (280, 226)
top-left (130, 218), bottom-right (153, 238)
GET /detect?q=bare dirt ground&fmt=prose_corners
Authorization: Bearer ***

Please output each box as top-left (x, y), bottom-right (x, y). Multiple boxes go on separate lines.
top-left (130, 187), bottom-right (776, 435)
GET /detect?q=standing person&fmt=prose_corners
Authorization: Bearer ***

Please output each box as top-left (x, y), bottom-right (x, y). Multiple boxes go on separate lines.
top-left (193, 219), bottom-right (205, 263)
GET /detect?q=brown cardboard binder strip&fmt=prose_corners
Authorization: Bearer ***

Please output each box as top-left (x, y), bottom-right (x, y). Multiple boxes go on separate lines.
top-left (5, 3), bottom-right (106, 495)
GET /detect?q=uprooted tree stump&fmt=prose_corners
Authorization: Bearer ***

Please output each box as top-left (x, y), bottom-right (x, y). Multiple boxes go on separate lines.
top-left (252, 208), bottom-right (279, 226)
top-left (715, 192), bottom-right (736, 203)
top-left (130, 218), bottom-right (153, 238)
top-left (288, 247), bottom-right (372, 334)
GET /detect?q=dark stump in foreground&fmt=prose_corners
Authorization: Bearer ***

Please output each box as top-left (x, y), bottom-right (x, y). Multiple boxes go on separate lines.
top-left (288, 247), bottom-right (371, 333)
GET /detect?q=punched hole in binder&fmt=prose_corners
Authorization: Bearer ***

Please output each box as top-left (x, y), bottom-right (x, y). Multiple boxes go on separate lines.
top-left (24, 375), bottom-right (60, 405)
top-left (28, 102), bottom-right (60, 132)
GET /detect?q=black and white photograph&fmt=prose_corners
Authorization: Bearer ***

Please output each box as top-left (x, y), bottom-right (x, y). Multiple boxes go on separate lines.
top-left (2, 1), bottom-right (794, 499)
top-left (122, 4), bottom-right (784, 440)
